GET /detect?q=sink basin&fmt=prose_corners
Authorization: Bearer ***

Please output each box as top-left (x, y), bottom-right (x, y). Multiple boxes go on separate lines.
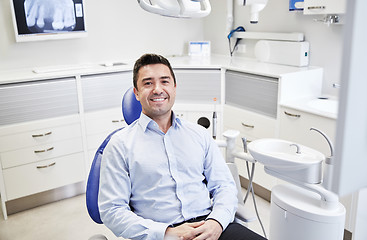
top-left (248, 138), bottom-right (325, 183)
top-left (307, 99), bottom-right (338, 115)
top-left (248, 138), bottom-right (324, 169)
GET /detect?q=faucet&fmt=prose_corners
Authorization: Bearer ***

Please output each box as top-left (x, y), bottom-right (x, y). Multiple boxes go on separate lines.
top-left (310, 127), bottom-right (335, 190)
top-left (310, 128), bottom-right (334, 159)
top-left (290, 143), bottom-right (301, 154)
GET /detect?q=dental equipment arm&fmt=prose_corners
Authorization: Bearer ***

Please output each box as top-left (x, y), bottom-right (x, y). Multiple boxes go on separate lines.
top-left (264, 167), bottom-right (340, 209)
top-left (137, 0), bottom-right (211, 18)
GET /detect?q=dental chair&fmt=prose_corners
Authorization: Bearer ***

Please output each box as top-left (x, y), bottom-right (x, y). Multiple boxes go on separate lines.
top-left (86, 87), bottom-right (255, 239)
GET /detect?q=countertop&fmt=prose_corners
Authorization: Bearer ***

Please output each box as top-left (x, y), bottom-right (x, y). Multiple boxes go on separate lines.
top-left (280, 97), bottom-right (338, 119)
top-left (0, 55), bottom-right (320, 84)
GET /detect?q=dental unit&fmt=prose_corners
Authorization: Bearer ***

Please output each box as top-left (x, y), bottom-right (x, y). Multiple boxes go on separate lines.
top-left (215, 125), bottom-right (346, 240)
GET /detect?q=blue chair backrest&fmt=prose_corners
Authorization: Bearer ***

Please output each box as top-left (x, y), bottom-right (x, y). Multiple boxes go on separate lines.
top-left (122, 87), bottom-right (142, 125)
top-left (86, 87), bottom-right (142, 224)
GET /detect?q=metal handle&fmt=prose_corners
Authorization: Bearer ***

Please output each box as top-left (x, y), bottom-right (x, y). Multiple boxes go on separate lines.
top-left (32, 131), bottom-right (52, 138)
top-left (242, 137), bottom-right (248, 153)
top-left (36, 162), bottom-right (56, 169)
top-left (241, 123), bottom-right (255, 128)
top-left (34, 147), bottom-right (54, 154)
top-left (308, 6), bottom-right (326, 10)
top-left (112, 119), bottom-right (125, 123)
top-left (284, 111), bottom-right (301, 118)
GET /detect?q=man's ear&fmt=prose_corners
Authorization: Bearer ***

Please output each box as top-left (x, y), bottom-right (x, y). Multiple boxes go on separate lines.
top-left (133, 87), bottom-right (140, 101)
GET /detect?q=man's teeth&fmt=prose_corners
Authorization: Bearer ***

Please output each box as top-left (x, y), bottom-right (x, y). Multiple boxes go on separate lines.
top-left (152, 98), bottom-right (165, 102)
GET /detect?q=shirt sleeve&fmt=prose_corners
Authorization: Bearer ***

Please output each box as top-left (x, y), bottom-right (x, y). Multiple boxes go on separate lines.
top-left (98, 135), bottom-right (169, 240)
top-left (202, 132), bottom-right (238, 230)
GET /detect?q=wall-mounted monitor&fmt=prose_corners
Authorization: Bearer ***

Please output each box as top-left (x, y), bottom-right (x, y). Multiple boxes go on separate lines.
top-left (10, 0), bottom-right (87, 42)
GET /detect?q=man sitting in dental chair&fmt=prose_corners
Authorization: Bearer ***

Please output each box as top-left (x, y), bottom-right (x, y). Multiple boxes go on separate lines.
top-left (98, 53), bottom-right (266, 240)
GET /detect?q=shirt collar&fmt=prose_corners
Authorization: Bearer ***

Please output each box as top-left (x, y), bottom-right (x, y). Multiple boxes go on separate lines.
top-left (138, 111), bottom-right (182, 132)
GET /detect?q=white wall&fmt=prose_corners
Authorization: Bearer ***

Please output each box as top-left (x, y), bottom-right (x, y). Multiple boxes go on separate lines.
top-left (0, 0), bottom-right (204, 71)
top-left (203, 0), bottom-right (344, 97)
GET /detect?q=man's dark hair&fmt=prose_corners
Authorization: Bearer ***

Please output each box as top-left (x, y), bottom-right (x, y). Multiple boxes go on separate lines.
top-left (133, 53), bottom-right (176, 89)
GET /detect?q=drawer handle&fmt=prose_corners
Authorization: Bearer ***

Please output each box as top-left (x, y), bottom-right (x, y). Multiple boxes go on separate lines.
top-left (112, 119), bottom-right (125, 123)
top-left (34, 147), bottom-right (54, 154)
top-left (36, 162), bottom-right (56, 169)
top-left (308, 6), bottom-right (326, 10)
top-left (32, 131), bottom-right (52, 138)
top-left (284, 111), bottom-right (301, 118)
top-left (241, 123), bottom-right (255, 128)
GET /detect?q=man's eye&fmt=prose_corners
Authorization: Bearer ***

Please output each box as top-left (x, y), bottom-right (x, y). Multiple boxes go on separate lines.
top-left (144, 82), bottom-right (152, 85)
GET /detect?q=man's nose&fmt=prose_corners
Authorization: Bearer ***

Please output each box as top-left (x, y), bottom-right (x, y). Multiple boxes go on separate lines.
top-left (153, 83), bottom-right (163, 93)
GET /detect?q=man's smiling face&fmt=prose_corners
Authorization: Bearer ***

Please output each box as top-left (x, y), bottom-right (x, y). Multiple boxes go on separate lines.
top-left (134, 63), bottom-right (176, 121)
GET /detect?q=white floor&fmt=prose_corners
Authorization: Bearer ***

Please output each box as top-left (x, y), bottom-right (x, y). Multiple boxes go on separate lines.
top-left (0, 191), bottom-right (270, 240)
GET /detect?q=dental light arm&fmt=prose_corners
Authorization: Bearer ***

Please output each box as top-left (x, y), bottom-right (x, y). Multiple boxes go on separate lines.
top-left (237, 0), bottom-right (268, 24)
top-left (137, 0), bottom-right (211, 18)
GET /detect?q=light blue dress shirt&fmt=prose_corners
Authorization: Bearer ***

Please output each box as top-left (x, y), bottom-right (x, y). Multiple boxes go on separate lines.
top-left (98, 112), bottom-right (238, 240)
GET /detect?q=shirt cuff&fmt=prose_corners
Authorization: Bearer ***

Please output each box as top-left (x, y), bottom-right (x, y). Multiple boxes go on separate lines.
top-left (206, 208), bottom-right (235, 231)
top-left (150, 222), bottom-right (171, 240)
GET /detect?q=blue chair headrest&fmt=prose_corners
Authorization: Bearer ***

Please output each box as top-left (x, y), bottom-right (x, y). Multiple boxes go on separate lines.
top-left (122, 87), bottom-right (142, 125)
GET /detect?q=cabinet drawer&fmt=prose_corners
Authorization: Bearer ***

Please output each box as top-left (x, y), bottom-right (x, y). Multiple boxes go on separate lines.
top-left (3, 152), bottom-right (85, 201)
top-left (84, 108), bottom-right (126, 136)
top-left (1, 137), bottom-right (83, 169)
top-left (0, 123), bottom-right (82, 152)
top-left (224, 105), bottom-right (276, 140)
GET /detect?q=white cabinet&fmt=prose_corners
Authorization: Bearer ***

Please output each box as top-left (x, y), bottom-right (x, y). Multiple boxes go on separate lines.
top-left (224, 70), bottom-right (279, 190)
top-left (0, 115), bottom-right (85, 219)
top-left (303, 0), bottom-right (346, 15)
top-left (0, 78), bottom-right (85, 219)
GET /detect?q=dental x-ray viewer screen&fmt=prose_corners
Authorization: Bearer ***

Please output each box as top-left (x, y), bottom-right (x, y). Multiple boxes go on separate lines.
top-left (10, 0), bottom-right (87, 42)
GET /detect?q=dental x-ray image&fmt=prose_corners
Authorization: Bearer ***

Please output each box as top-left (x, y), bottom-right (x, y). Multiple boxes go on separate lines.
top-left (23, 0), bottom-right (80, 32)
top-left (10, 0), bottom-right (86, 41)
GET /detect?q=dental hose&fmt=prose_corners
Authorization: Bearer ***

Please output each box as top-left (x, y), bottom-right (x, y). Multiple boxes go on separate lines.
top-left (244, 161), bottom-right (268, 239)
